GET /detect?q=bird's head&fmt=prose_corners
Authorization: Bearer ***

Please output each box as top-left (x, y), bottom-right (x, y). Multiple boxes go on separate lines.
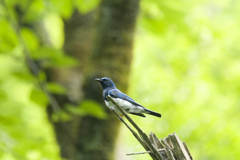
top-left (95, 77), bottom-right (116, 89)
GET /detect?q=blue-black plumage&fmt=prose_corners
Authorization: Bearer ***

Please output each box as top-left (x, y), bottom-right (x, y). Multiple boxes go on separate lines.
top-left (95, 77), bottom-right (161, 118)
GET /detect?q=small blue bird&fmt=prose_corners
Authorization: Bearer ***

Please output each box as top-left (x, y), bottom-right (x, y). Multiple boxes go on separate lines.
top-left (95, 77), bottom-right (161, 118)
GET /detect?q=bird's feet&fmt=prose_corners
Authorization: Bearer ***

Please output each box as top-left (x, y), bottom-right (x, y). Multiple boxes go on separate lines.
top-left (110, 106), bottom-right (115, 111)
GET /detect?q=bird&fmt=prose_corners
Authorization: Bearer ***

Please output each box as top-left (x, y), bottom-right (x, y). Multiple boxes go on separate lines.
top-left (95, 77), bottom-right (161, 118)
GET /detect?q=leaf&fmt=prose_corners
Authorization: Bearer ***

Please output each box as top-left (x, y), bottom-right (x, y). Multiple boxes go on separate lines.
top-left (0, 19), bottom-right (18, 52)
top-left (24, 0), bottom-right (46, 22)
top-left (43, 13), bottom-right (64, 48)
top-left (49, 0), bottom-right (73, 19)
top-left (65, 104), bottom-right (86, 115)
top-left (21, 28), bottom-right (39, 51)
top-left (12, 71), bottom-right (33, 82)
top-left (46, 82), bottom-right (66, 94)
top-left (32, 47), bottom-right (79, 67)
top-left (51, 110), bottom-right (72, 122)
top-left (74, 0), bottom-right (100, 14)
top-left (49, 55), bottom-right (79, 67)
top-left (38, 71), bottom-right (46, 82)
top-left (79, 100), bottom-right (107, 119)
top-left (29, 88), bottom-right (48, 106)
top-left (66, 100), bottom-right (107, 119)
top-left (31, 47), bottom-right (60, 59)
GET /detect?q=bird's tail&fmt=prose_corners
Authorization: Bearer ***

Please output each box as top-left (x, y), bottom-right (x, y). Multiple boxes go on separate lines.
top-left (144, 109), bottom-right (161, 118)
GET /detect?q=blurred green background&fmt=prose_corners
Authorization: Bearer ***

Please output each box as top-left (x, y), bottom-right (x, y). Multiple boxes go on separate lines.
top-left (1, 0), bottom-right (240, 160)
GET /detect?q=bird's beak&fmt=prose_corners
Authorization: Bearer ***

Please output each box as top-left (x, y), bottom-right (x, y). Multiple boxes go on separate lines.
top-left (95, 78), bottom-right (102, 82)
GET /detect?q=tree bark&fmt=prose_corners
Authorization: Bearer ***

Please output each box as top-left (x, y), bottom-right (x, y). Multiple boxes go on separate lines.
top-left (47, 0), bottom-right (139, 159)
top-left (46, 11), bottom-right (95, 160)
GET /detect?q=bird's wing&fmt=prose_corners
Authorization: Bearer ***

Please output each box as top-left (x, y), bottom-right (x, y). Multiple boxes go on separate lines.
top-left (108, 89), bottom-right (143, 107)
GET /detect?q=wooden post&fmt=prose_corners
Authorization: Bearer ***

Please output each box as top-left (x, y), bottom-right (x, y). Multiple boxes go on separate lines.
top-left (106, 96), bottom-right (193, 160)
top-left (149, 132), bottom-right (193, 160)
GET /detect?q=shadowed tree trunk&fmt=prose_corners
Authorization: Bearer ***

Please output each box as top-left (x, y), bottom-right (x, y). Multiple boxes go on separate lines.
top-left (46, 11), bottom-right (95, 160)
top-left (46, 0), bottom-right (139, 159)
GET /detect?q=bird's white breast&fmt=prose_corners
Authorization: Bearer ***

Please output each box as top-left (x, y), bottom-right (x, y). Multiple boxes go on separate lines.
top-left (105, 98), bottom-right (144, 114)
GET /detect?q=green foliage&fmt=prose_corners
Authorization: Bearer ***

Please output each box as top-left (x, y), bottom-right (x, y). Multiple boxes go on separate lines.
top-left (29, 87), bottom-right (48, 106)
top-left (73, 0), bottom-right (100, 14)
top-left (21, 28), bottom-right (39, 51)
top-left (46, 82), bottom-right (66, 94)
top-left (43, 13), bottom-right (64, 48)
top-left (32, 47), bottom-right (79, 67)
top-left (0, 19), bottom-right (18, 52)
top-left (49, 0), bottom-right (73, 19)
top-left (51, 100), bottom-right (107, 122)
top-left (0, 0), bottom-right (99, 159)
top-left (66, 100), bottom-right (107, 119)
top-left (0, 54), bottom-right (61, 160)
top-left (78, 100), bottom-right (107, 119)
top-left (51, 110), bottom-right (72, 122)
top-left (123, 0), bottom-right (240, 160)
top-left (0, 0), bottom-right (104, 158)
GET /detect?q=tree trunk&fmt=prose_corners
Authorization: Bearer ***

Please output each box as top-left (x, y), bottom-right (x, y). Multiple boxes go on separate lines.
top-left (46, 0), bottom-right (139, 160)
top-left (46, 11), bottom-right (95, 160)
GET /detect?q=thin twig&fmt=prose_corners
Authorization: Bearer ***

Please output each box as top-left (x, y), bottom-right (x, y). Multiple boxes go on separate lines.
top-left (127, 149), bottom-right (166, 156)
top-left (127, 150), bottom-right (152, 155)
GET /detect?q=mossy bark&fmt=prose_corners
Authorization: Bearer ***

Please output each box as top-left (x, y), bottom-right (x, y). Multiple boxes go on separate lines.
top-left (47, 0), bottom-right (139, 159)
top-left (45, 11), bottom-right (95, 160)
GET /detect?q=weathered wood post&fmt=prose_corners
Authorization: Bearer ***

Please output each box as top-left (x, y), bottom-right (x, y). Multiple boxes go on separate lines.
top-left (107, 96), bottom-right (193, 160)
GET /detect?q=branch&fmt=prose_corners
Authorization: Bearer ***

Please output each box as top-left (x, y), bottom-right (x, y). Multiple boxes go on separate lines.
top-left (127, 149), bottom-right (166, 156)
top-left (107, 96), bottom-right (163, 160)
top-left (110, 107), bottom-right (152, 154)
